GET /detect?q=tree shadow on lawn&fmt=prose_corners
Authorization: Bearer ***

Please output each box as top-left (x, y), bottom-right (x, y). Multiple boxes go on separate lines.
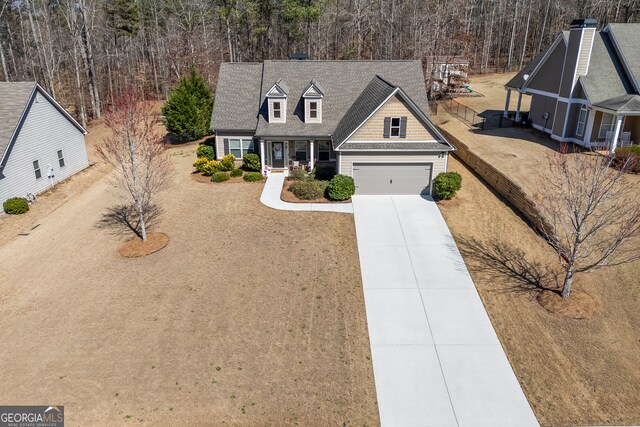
top-left (457, 235), bottom-right (562, 297)
top-left (96, 204), bottom-right (162, 239)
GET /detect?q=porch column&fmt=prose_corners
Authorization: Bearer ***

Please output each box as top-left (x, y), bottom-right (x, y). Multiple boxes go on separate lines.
top-left (610, 115), bottom-right (624, 153)
top-left (503, 89), bottom-right (511, 118)
top-left (260, 139), bottom-right (266, 175)
top-left (309, 140), bottom-right (315, 170)
top-left (515, 92), bottom-right (523, 122)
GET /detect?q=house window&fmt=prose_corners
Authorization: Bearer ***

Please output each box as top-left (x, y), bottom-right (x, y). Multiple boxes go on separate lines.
top-left (33, 160), bottom-right (42, 179)
top-left (390, 117), bottom-right (401, 137)
top-left (229, 138), bottom-right (254, 158)
top-left (599, 113), bottom-right (616, 139)
top-left (309, 102), bottom-right (318, 119)
top-left (576, 106), bottom-right (587, 137)
top-left (57, 150), bottom-right (65, 168)
top-left (295, 141), bottom-right (307, 161)
top-left (318, 141), bottom-right (331, 161)
top-left (273, 101), bottom-right (281, 119)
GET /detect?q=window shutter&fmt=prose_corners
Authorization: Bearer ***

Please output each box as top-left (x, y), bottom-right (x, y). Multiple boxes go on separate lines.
top-left (223, 138), bottom-right (229, 155)
top-left (399, 117), bottom-right (407, 138)
top-left (383, 117), bottom-right (391, 138)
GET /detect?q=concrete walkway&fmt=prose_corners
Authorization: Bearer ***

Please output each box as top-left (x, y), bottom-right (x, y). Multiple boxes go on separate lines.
top-left (353, 195), bottom-right (539, 427)
top-left (260, 173), bottom-right (353, 213)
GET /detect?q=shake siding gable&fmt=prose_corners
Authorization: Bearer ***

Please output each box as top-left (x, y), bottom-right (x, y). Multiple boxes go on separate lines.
top-left (348, 95), bottom-right (438, 141)
top-left (0, 93), bottom-right (88, 209)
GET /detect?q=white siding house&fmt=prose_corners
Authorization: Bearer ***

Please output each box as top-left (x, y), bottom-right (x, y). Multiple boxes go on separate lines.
top-left (0, 82), bottom-right (88, 212)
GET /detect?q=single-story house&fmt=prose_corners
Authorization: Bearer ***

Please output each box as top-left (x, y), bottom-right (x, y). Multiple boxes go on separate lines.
top-left (505, 19), bottom-right (640, 152)
top-left (210, 60), bottom-right (453, 195)
top-left (0, 82), bottom-right (89, 211)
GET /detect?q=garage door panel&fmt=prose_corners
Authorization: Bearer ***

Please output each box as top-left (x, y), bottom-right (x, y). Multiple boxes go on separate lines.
top-left (353, 163), bottom-right (432, 195)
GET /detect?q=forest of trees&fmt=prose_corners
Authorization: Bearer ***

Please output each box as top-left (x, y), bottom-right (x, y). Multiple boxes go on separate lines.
top-left (0, 0), bottom-right (638, 125)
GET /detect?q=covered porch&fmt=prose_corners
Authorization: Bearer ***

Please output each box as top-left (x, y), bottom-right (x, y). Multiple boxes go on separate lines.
top-left (259, 139), bottom-right (336, 174)
top-left (587, 96), bottom-right (640, 152)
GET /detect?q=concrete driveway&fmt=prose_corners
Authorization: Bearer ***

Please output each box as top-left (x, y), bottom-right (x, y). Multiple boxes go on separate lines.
top-left (353, 195), bottom-right (539, 427)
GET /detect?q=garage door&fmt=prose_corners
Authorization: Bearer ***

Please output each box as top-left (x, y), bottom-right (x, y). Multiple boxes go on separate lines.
top-left (353, 163), bottom-right (432, 195)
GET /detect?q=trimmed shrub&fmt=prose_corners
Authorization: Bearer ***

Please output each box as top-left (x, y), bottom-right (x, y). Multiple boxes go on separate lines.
top-left (193, 156), bottom-right (209, 172)
top-left (326, 174), bottom-right (355, 200)
top-left (230, 168), bottom-right (243, 177)
top-left (433, 172), bottom-right (462, 200)
top-left (612, 146), bottom-right (640, 173)
top-left (243, 171), bottom-right (264, 182)
top-left (202, 160), bottom-right (222, 176)
top-left (220, 154), bottom-right (235, 171)
top-left (196, 144), bottom-right (215, 160)
top-left (3, 197), bottom-right (29, 214)
top-left (289, 180), bottom-right (328, 200)
top-left (313, 165), bottom-right (336, 181)
top-left (211, 172), bottom-right (230, 182)
top-left (288, 169), bottom-right (309, 181)
top-left (242, 153), bottom-right (261, 171)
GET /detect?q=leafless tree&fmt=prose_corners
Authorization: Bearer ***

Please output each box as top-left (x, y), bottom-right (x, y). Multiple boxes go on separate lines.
top-left (95, 89), bottom-right (172, 241)
top-left (536, 150), bottom-right (640, 298)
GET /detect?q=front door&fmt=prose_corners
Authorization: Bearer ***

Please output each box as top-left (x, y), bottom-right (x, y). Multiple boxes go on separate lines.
top-left (272, 142), bottom-right (284, 168)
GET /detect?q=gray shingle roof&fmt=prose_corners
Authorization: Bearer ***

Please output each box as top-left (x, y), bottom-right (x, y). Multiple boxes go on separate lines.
top-left (593, 94), bottom-right (640, 112)
top-left (210, 63), bottom-right (263, 131)
top-left (0, 81), bottom-right (35, 160)
top-left (580, 31), bottom-right (636, 105)
top-left (332, 75), bottom-right (397, 147)
top-left (607, 23), bottom-right (640, 90)
top-left (210, 60), bottom-right (446, 150)
top-left (340, 141), bottom-right (452, 151)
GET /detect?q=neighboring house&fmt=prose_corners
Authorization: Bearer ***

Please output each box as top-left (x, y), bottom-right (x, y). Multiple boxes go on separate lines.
top-left (428, 56), bottom-right (470, 92)
top-left (506, 19), bottom-right (640, 151)
top-left (210, 60), bottom-right (453, 195)
top-left (0, 82), bottom-right (88, 211)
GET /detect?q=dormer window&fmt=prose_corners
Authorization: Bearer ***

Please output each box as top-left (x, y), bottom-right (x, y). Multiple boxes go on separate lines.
top-left (303, 82), bottom-right (323, 123)
top-left (266, 81), bottom-right (287, 123)
top-left (273, 101), bottom-right (282, 119)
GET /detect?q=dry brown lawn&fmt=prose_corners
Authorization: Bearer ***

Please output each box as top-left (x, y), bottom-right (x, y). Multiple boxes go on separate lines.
top-left (440, 156), bottom-right (640, 426)
top-left (0, 143), bottom-right (378, 426)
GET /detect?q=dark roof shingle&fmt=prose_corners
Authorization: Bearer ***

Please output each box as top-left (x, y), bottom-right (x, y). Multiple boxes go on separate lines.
top-left (210, 63), bottom-right (263, 131)
top-left (0, 82), bottom-right (35, 159)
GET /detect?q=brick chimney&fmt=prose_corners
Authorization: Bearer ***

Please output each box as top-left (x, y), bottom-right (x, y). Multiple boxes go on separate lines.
top-left (558, 18), bottom-right (597, 98)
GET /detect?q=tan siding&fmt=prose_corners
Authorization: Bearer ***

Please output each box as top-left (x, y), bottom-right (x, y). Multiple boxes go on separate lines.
top-left (348, 94), bottom-right (439, 141)
top-left (574, 29), bottom-right (595, 85)
top-left (527, 41), bottom-right (566, 94)
top-left (0, 94), bottom-right (87, 210)
top-left (339, 152), bottom-right (448, 178)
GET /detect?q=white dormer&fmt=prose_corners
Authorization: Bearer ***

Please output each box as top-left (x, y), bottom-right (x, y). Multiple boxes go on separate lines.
top-left (303, 82), bottom-right (323, 123)
top-left (266, 81), bottom-right (287, 123)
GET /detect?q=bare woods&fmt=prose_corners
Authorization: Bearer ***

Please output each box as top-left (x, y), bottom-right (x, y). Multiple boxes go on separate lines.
top-left (1, 0), bottom-right (637, 124)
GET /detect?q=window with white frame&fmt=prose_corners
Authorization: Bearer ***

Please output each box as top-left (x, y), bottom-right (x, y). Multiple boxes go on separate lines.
top-left (309, 102), bottom-right (318, 119)
top-left (33, 160), bottom-right (42, 179)
top-left (229, 138), bottom-right (254, 158)
top-left (576, 105), bottom-right (587, 137)
top-left (598, 113), bottom-right (616, 139)
top-left (295, 141), bottom-right (307, 161)
top-left (272, 101), bottom-right (282, 119)
top-left (390, 117), bottom-right (401, 137)
top-left (57, 150), bottom-right (65, 167)
top-left (318, 141), bottom-right (331, 161)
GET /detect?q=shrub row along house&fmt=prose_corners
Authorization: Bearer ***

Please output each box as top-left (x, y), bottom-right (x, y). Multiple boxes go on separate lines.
top-left (210, 60), bottom-right (453, 195)
top-left (0, 82), bottom-right (88, 212)
top-left (506, 19), bottom-right (640, 151)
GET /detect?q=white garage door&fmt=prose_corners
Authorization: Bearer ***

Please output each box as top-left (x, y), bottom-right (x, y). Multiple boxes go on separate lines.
top-left (353, 163), bottom-right (432, 195)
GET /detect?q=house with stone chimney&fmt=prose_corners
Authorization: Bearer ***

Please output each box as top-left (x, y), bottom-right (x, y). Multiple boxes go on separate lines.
top-left (505, 19), bottom-right (640, 152)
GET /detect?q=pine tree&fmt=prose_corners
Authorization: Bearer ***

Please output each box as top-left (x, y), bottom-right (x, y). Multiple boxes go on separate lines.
top-left (162, 66), bottom-right (214, 142)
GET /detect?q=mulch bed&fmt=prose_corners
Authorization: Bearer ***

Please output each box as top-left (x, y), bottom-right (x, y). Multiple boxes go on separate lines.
top-left (190, 172), bottom-right (264, 184)
top-left (118, 232), bottom-right (170, 258)
top-left (280, 179), bottom-right (351, 203)
top-left (537, 289), bottom-right (600, 320)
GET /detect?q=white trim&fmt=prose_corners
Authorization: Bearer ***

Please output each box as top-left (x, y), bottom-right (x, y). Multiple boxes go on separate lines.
top-left (337, 148), bottom-right (452, 152)
top-left (266, 82), bottom-right (287, 98)
top-left (598, 112), bottom-right (616, 139)
top-left (303, 83), bottom-right (324, 98)
top-left (569, 28), bottom-right (586, 95)
top-left (340, 139), bottom-right (439, 144)
top-left (524, 87), bottom-right (588, 104)
top-left (389, 116), bottom-right (402, 138)
top-left (576, 105), bottom-right (587, 136)
top-left (582, 28), bottom-right (596, 80)
top-left (584, 107), bottom-right (596, 142)
top-left (259, 140), bottom-right (266, 175)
